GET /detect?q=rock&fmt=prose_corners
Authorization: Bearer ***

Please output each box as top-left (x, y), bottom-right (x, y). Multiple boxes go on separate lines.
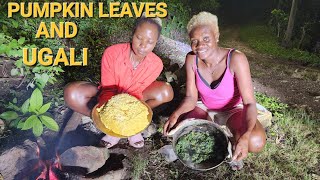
top-left (0, 140), bottom-right (38, 180)
top-left (81, 116), bottom-right (93, 124)
top-left (62, 112), bottom-right (84, 134)
top-left (154, 35), bottom-right (191, 68)
top-left (69, 153), bottom-right (129, 180)
top-left (78, 168), bottom-right (128, 180)
top-left (97, 168), bottom-right (128, 180)
top-left (81, 116), bottom-right (102, 135)
top-left (59, 146), bottom-right (109, 173)
top-left (158, 145), bottom-right (178, 162)
top-left (164, 71), bottom-right (178, 83)
top-left (0, 119), bottom-right (5, 135)
top-left (142, 123), bottom-right (157, 138)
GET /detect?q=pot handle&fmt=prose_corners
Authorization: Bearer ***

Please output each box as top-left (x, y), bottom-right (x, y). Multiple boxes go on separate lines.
top-left (224, 139), bottom-right (233, 163)
top-left (224, 139), bottom-right (244, 170)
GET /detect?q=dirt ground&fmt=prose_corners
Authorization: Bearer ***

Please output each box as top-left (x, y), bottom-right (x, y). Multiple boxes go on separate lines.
top-left (221, 27), bottom-right (320, 119)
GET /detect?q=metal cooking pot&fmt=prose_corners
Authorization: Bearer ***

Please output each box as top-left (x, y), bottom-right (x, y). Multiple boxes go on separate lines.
top-left (172, 119), bottom-right (232, 171)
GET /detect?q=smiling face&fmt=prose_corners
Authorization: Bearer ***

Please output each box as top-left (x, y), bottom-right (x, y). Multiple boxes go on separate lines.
top-left (131, 22), bottom-right (159, 59)
top-left (189, 25), bottom-right (219, 60)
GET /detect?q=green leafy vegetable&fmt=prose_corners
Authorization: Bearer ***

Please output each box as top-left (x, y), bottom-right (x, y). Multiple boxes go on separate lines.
top-left (176, 131), bottom-right (215, 164)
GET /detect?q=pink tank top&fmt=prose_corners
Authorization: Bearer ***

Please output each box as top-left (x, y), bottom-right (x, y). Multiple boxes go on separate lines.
top-left (193, 49), bottom-right (242, 111)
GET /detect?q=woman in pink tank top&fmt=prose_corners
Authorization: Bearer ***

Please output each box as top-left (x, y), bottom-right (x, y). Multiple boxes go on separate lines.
top-left (163, 12), bottom-right (266, 168)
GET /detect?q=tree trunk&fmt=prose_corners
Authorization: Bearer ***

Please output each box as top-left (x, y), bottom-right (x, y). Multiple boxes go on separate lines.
top-left (298, 26), bottom-right (305, 49)
top-left (282, 0), bottom-right (299, 47)
top-left (277, 23), bottom-right (280, 37)
top-left (106, 30), bottom-right (191, 68)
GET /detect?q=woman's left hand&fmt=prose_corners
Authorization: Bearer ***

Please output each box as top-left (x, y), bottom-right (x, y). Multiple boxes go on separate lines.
top-left (232, 135), bottom-right (249, 161)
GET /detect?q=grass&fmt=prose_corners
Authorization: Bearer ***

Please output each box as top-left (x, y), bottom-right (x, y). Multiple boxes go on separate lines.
top-left (131, 154), bottom-right (149, 180)
top-left (239, 25), bottom-right (320, 66)
top-left (141, 93), bottom-right (320, 179)
top-left (241, 94), bottom-right (319, 179)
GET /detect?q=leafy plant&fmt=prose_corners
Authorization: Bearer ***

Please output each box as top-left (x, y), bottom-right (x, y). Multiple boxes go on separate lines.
top-left (0, 33), bottom-right (64, 90)
top-left (239, 25), bottom-right (320, 66)
top-left (175, 131), bottom-right (215, 164)
top-left (0, 88), bottom-right (59, 137)
top-left (0, 33), bottom-right (25, 58)
top-left (132, 154), bottom-right (148, 180)
top-left (255, 92), bottom-right (288, 118)
top-left (161, 0), bottom-right (190, 42)
top-left (270, 9), bottom-right (288, 37)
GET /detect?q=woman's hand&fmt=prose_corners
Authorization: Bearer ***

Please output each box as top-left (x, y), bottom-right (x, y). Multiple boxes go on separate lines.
top-left (232, 135), bottom-right (249, 161)
top-left (163, 113), bottom-right (179, 135)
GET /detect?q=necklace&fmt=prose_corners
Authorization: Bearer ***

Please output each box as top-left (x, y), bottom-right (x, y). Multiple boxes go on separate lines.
top-left (206, 52), bottom-right (226, 75)
top-left (208, 64), bottom-right (220, 75)
top-left (130, 51), bottom-right (141, 70)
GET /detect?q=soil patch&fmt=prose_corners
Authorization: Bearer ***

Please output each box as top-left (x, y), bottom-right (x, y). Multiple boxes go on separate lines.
top-left (222, 27), bottom-right (320, 119)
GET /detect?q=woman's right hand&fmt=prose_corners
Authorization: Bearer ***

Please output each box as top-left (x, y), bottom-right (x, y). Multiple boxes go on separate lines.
top-left (163, 113), bottom-right (179, 136)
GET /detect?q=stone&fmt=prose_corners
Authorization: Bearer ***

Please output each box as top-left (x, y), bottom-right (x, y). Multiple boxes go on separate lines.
top-left (59, 146), bottom-right (109, 173)
top-left (158, 145), bottom-right (178, 162)
top-left (81, 116), bottom-right (102, 135)
top-left (154, 35), bottom-right (191, 68)
top-left (142, 123), bottom-right (157, 138)
top-left (78, 169), bottom-right (128, 180)
top-left (0, 119), bottom-right (5, 135)
top-left (0, 140), bottom-right (38, 180)
top-left (81, 116), bottom-right (93, 124)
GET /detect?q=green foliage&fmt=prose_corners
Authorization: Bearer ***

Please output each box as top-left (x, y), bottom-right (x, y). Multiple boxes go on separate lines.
top-left (0, 33), bottom-right (25, 58)
top-left (0, 88), bottom-right (59, 137)
top-left (270, 9), bottom-right (288, 36)
top-left (244, 99), bottom-right (319, 179)
top-left (175, 131), bottom-right (215, 164)
top-left (64, 15), bottom-right (134, 82)
top-left (0, 12), bottom-right (66, 52)
top-left (161, 0), bottom-right (190, 42)
top-left (239, 25), bottom-right (320, 66)
top-left (255, 92), bottom-right (288, 118)
top-left (0, 7), bottom-right (65, 88)
top-left (132, 154), bottom-right (148, 180)
top-left (0, 33), bottom-right (64, 90)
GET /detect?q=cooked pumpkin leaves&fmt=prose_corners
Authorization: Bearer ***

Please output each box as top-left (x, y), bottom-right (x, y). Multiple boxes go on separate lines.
top-left (175, 131), bottom-right (215, 164)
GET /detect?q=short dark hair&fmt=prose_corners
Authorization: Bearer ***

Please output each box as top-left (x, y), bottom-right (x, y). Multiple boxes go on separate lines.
top-left (133, 17), bottom-right (162, 39)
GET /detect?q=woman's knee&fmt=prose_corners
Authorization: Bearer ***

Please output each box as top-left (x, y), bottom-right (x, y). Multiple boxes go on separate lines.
top-left (160, 82), bottom-right (174, 102)
top-left (143, 81), bottom-right (174, 103)
top-left (63, 82), bottom-right (79, 105)
top-left (248, 127), bottom-right (266, 153)
top-left (63, 81), bottom-right (98, 107)
top-left (184, 107), bottom-right (208, 120)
